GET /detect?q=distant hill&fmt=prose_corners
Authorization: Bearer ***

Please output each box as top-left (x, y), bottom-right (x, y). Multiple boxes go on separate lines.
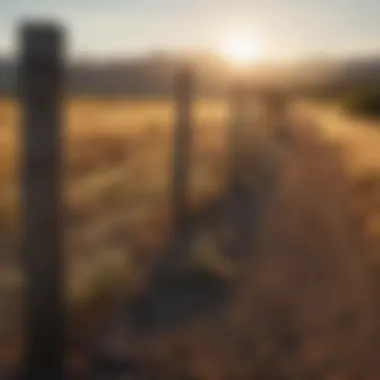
top-left (0, 53), bottom-right (379, 97)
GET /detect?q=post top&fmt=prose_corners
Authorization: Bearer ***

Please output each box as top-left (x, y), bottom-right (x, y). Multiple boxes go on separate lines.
top-left (19, 20), bottom-right (64, 63)
top-left (20, 20), bottom-right (63, 40)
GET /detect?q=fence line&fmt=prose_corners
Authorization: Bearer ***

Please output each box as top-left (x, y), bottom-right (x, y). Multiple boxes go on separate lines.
top-left (14, 20), bottom-right (282, 379)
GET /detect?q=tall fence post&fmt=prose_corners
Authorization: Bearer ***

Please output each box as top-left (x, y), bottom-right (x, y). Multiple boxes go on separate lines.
top-left (172, 67), bottom-right (193, 231)
top-left (19, 22), bottom-right (65, 379)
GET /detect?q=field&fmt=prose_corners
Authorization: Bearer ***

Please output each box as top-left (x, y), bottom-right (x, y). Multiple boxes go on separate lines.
top-left (0, 98), bottom-right (231, 370)
top-left (1, 98), bottom-right (380, 379)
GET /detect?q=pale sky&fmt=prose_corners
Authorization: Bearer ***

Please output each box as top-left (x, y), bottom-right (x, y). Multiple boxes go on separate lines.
top-left (0, 0), bottom-right (379, 59)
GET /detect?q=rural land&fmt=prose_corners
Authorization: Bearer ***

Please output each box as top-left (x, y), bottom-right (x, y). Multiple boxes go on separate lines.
top-left (0, 53), bottom-right (380, 379)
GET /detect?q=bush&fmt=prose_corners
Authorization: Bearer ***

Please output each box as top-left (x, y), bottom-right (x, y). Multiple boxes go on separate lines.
top-left (343, 88), bottom-right (380, 118)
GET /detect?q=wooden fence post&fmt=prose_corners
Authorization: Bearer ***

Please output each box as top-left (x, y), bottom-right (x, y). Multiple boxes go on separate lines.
top-left (227, 82), bottom-right (250, 188)
top-left (172, 67), bottom-right (193, 231)
top-left (19, 22), bottom-right (65, 379)
top-left (226, 82), bottom-right (257, 260)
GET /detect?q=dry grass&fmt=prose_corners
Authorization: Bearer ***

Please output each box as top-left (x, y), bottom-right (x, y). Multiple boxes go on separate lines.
top-left (132, 124), bottom-right (380, 380)
top-left (0, 98), bottom-right (229, 367)
top-left (1, 99), bottom-right (380, 379)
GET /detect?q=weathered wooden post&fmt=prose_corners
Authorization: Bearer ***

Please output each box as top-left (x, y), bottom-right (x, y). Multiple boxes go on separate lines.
top-left (226, 81), bottom-right (258, 259)
top-left (19, 22), bottom-right (65, 379)
top-left (172, 67), bottom-right (193, 231)
top-left (227, 81), bottom-right (250, 188)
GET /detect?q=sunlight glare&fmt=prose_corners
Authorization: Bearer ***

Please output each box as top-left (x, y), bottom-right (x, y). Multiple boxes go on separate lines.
top-left (219, 34), bottom-right (264, 65)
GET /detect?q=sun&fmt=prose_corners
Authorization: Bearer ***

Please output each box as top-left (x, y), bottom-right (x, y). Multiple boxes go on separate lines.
top-left (219, 34), bottom-right (263, 65)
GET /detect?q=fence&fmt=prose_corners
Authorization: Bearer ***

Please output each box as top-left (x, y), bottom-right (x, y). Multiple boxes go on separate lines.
top-left (14, 21), bottom-right (284, 380)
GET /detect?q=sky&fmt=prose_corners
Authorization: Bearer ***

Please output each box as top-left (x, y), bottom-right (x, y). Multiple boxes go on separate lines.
top-left (0, 0), bottom-right (379, 60)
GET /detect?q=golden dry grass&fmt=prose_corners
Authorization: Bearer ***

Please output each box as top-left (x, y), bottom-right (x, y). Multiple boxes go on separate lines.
top-left (131, 121), bottom-right (380, 380)
top-left (1, 98), bottom-right (380, 379)
top-left (0, 98), bottom-right (230, 367)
